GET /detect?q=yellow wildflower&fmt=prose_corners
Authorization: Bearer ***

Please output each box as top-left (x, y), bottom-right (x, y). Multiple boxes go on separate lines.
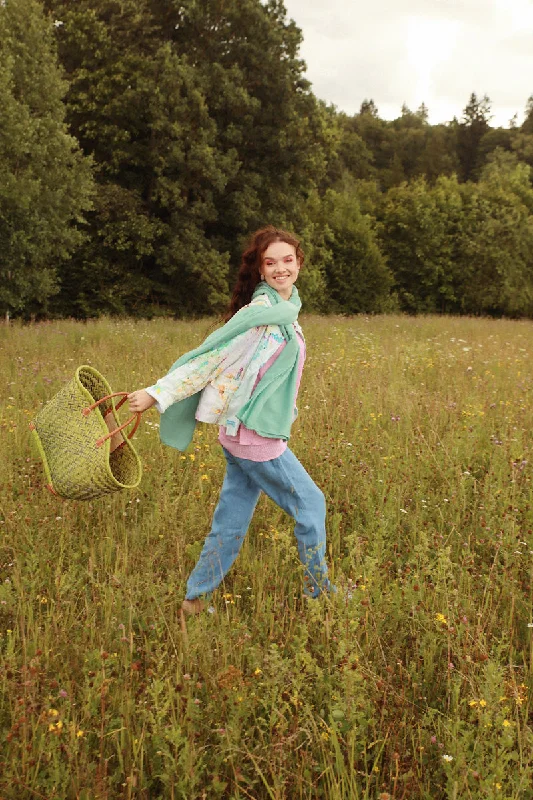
top-left (479, 699), bottom-right (487, 708)
top-left (48, 720), bottom-right (63, 734)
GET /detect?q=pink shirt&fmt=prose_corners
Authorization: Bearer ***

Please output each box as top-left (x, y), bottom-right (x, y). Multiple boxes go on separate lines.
top-left (218, 333), bottom-right (305, 462)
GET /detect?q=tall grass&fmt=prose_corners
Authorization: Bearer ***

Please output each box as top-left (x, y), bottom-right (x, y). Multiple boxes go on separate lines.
top-left (0, 314), bottom-right (532, 799)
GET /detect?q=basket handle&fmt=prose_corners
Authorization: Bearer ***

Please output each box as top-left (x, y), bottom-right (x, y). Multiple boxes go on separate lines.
top-left (82, 392), bottom-right (142, 448)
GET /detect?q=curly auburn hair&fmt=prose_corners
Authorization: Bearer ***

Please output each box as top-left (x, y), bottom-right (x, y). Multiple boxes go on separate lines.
top-left (225, 226), bottom-right (304, 320)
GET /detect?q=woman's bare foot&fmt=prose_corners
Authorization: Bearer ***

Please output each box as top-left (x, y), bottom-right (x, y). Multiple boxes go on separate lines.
top-left (181, 598), bottom-right (205, 616)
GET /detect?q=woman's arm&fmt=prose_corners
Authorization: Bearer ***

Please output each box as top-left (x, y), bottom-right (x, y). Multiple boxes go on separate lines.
top-left (128, 329), bottom-right (253, 415)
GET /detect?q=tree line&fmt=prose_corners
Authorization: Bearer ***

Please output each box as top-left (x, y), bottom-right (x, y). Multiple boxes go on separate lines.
top-left (2, 0), bottom-right (533, 320)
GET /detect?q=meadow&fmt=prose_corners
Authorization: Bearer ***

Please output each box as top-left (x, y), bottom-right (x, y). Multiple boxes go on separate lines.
top-left (0, 313), bottom-right (532, 800)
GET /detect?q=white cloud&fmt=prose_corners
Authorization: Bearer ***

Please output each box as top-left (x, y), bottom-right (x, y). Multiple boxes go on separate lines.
top-left (283, 0), bottom-right (533, 125)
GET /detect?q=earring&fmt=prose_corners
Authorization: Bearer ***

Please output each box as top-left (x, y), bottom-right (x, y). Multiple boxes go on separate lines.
top-left (260, 274), bottom-right (265, 281)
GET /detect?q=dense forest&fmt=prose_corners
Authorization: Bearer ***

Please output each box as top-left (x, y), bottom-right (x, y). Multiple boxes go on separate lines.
top-left (2, 0), bottom-right (533, 319)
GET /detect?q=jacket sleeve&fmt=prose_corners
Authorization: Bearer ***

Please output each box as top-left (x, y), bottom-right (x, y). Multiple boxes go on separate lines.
top-left (145, 331), bottom-right (250, 413)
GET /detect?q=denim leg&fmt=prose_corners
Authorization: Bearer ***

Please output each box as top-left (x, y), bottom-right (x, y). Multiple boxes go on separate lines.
top-left (244, 449), bottom-right (330, 598)
top-left (185, 450), bottom-right (261, 599)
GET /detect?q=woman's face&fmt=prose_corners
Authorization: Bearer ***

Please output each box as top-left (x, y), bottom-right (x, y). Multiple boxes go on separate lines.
top-left (260, 241), bottom-right (300, 300)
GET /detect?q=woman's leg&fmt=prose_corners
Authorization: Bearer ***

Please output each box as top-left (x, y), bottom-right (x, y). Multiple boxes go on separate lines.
top-left (242, 449), bottom-right (330, 597)
top-left (185, 449), bottom-right (261, 600)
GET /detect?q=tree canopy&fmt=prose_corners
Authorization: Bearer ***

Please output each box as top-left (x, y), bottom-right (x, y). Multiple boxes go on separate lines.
top-left (5, 0), bottom-right (533, 319)
top-left (0, 0), bottom-right (93, 319)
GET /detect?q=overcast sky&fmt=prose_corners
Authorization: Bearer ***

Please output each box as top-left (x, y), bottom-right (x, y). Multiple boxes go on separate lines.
top-left (282, 0), bottom-right (533, 127)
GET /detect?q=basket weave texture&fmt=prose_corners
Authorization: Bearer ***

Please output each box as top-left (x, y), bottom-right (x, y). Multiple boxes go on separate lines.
top-left (30, 366), bottom-right (142, 500)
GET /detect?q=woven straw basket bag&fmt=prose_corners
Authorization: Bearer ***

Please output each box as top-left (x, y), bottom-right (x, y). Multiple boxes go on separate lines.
top-left (30, 365), bottom-right (142, 500)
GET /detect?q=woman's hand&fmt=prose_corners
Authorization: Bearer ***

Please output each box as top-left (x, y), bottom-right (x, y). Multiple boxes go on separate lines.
top-left (128, 390), bottom-right (157, 413)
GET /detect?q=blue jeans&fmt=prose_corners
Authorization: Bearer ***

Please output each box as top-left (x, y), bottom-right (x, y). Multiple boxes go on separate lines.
top-left (185, 447), bottom-right (330, 600)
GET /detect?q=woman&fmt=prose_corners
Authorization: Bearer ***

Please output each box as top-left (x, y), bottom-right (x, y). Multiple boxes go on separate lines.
top-left (128, 226), bottom-right (332, 615)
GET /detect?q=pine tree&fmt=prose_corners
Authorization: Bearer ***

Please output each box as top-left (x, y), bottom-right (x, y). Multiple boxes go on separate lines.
top-left (455, 92), bottom-right (492, 182)
top-left (359, 99), bottom-right (379, 117)
top-left (521, 96), bottom-right (533, 135)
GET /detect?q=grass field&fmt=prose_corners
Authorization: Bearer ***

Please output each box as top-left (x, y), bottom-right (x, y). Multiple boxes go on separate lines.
top-left (1, 313), bottom-right (532, 800)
